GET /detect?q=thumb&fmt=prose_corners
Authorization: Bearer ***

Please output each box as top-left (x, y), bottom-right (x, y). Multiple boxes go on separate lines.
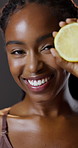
top-left (50, 48), bottom-right (60, 58)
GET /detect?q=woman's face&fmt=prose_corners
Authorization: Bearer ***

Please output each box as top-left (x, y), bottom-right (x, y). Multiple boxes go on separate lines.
top-left (5, 3), bottom-right (68, 101)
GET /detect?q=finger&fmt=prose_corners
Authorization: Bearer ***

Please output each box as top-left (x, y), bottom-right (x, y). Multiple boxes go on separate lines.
top-left (70, 0), bottom-right (78, 8)
top-left (50, 49), bottom-right (78, 77)
top-left (50, 48), bottom-right (68, 68)
top-left (56, 60), bottom-right (78, 77)
top-left (50, 48), bottom-right (59, 57)
top-left (50, 48), bottom-right (69, 69)
top-left (66, 18), bottom-right (77, 24)
top-left (59, 21), bottom-right (67, 28)
top-left (52, 31), bottom-right (58, 38)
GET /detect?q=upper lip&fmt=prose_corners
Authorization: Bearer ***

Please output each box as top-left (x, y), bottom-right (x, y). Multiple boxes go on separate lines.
top-left (22, 72), bottom-right (55, 81)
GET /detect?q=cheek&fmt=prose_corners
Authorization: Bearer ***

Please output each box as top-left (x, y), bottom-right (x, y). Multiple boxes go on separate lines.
top-left (43, 54), bottom-right (68, 82)
top-left (43, 54), bottom-right (68, 80)
top-left (42, 54), bottom-right (60, 69)
top-left (7, 57), bottom-right (23, 77)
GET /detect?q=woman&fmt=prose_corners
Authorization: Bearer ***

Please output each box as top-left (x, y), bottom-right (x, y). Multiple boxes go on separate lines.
top-left (0, 0), bottom-right (78, 147)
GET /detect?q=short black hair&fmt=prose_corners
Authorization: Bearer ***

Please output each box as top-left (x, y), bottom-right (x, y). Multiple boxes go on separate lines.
top-left (0, 0), bottom-right (78, 33)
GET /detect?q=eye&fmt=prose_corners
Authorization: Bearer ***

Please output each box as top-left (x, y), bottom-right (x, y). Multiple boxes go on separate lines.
top-left (11, 49), bottom-right (26, 55)
top-left (41, 45), bottom-right (54, 52)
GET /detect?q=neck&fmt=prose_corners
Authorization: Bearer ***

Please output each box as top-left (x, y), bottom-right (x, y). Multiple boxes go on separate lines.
top-left (23, 81), bottom-right (73, 117)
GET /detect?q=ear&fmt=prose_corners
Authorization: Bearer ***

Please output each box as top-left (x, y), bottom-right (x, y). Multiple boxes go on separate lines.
top-left (71, 0), bottom-right (78, 8)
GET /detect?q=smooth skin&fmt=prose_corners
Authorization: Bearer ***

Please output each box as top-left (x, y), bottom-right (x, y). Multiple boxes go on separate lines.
top-left (0, 3), bottom-right (78, 148)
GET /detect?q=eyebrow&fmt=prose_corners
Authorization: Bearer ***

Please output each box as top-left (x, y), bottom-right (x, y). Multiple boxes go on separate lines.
top-left (36, 32), bottom-right (52, 42)
top-left (6, 32), bottom-right (52, 46)
top-left (6, 40), bottom-right (25, 46)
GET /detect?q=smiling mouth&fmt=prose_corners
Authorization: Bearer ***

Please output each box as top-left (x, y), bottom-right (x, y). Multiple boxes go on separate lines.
top-left (22, 73), bottom-right (55, 92)
top-left (28, 76), bottom-right (50, 87)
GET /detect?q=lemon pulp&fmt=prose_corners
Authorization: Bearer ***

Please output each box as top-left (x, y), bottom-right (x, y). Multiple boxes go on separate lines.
top-left (54, 23), bottom-right (78, 62)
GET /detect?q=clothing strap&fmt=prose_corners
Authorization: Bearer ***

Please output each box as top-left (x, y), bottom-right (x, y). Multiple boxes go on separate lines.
top-left (2, 115), bottom-right (8, 135)
top-left (1, 115), bottom-right (13, 148)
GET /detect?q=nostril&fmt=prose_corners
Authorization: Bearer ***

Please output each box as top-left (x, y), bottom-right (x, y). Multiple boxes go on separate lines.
top-left (26, 51), bottom-right (44, 73)
top-left (28, 60), bottom-right (43, 73)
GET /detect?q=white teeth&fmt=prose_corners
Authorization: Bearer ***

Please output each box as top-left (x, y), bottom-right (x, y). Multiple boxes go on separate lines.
top-left (42, 79), bottom-right (45, 84)
top-left (29, 80), bottom-right (34, 85)
top-left (33, 80), bottom-right (38, 86)
top-left (28, 80), bottom-right (31, 84)
top-left (38, 80), bottom-right (42, 86)
top-left (28, 77), bottom-right (50, 86)
top-left (45, 78), bottom-right (48, 82)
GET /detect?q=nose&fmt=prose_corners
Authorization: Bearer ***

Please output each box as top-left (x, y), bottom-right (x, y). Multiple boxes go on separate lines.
top-left (25, 51), bottom-right (43, 74)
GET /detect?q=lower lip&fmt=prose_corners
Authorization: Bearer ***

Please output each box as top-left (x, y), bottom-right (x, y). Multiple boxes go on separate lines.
top-left (23, 75), bottom-right (54, 93)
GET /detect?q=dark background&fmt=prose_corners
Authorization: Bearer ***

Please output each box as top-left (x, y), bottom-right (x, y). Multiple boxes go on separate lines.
top-left (0, 0), bottom-right (78, 109)
top-left (0, 0), bottom-right (23, 109)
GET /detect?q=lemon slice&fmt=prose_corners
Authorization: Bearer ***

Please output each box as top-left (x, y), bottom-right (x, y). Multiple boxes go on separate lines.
top-left (54, 23), bottom-right (78, 62)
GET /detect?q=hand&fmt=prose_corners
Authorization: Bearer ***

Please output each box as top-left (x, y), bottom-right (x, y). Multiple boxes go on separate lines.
top-left (51, 18), bottom-right (78, 78)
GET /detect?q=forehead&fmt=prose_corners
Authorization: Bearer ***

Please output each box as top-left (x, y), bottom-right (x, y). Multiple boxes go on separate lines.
top-left (5, 3), bottom-right (58, 41)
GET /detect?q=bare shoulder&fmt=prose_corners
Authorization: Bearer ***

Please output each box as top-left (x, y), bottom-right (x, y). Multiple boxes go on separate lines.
top-left (0, 107), bottom-right (11, 115)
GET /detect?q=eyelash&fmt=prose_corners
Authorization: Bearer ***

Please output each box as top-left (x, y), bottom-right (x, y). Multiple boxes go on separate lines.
top-left (11, 49), bottom-right (26, 55)
top-left (41, 45), bottom-right (54, 51)
top-left (10, 44), bottom-right (54, 55)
